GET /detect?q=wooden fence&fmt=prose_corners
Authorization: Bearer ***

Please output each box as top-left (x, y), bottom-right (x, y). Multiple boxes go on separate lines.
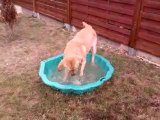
top-left (13, 0), bottom-right (160, 57)
top-left (71, 0), bottom-right (136, 45)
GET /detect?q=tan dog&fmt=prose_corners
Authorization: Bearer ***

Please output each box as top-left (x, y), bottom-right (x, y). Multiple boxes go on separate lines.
top-left (58, 22), bottom-right (97, 80)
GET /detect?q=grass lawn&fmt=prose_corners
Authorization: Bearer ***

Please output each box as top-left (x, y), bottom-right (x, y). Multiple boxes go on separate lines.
top-left (0, 15), bottom-right (160, 120)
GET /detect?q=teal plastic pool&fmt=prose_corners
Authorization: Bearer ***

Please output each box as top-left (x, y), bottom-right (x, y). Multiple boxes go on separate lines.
top-left (39, 53), bottom-right (114, 94)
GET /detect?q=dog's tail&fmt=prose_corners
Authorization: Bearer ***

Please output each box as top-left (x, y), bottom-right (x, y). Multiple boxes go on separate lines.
top-left (82, 22), bottom-right (92, 28)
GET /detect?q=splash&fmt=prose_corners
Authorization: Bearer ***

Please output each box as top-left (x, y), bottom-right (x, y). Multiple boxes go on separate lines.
top-left (48, 62), bottom-right (105, 85)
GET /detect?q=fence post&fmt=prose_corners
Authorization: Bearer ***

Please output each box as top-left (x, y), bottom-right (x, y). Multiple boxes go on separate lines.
top-left (64, 0), bottom-right (72, 31)
top-left (32, 0), bottom-right (37, 17)
top-left (129, 0), bottom-right (144, 48)
top-left (33, 0), bottom-right (36, 12)
top-left (67, 0), bottom-right (71, 24)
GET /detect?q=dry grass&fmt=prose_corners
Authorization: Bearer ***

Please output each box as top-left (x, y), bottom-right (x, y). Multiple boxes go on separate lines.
top-left (0, 15), bottom-right (160, 120)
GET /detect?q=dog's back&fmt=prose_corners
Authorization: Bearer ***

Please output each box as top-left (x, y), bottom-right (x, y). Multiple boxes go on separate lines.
top-left (71, 22), bottom-right (97, 52)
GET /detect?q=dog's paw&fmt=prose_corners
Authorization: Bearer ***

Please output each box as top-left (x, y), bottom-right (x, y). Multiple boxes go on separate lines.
top-left (80, 73), bottom-right (83, 77)
top-left (73, 80), bottom-right (82, 85)
top-left (91, 62), bottom-right (96, 66)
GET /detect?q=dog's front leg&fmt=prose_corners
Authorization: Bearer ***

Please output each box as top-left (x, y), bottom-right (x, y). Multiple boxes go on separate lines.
top-left (63, 69), bottom-right (69, 81)
top-left (80, 59), bottom-right (86, 77)
top-left (91, 42), bottom-right (97, 63)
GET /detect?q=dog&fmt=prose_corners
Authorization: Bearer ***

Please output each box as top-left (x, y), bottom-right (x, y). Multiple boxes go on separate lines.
top-left (58, 22), bottom-right (97, 80)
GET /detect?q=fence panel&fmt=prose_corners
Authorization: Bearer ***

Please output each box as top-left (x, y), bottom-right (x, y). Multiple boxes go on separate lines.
top-left (70, 0), bottom-right (137, 45)
top-left (14, 0), bottom-right (69, 23)
top-left (135, 0), bottom-right (160, 56)
top-left (36, 0), bottom-right (68, 22)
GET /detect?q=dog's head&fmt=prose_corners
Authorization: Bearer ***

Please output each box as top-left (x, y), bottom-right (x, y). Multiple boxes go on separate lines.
top-left (58, 57), bottom-right (80, 76)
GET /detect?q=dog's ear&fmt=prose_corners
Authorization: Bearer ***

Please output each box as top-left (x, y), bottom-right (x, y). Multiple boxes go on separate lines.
top-left (58, 60), bottom-right (64, 71)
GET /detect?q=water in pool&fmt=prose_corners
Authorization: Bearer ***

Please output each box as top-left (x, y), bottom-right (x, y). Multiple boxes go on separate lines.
top-left (48, 62), bottom-right (105, 85)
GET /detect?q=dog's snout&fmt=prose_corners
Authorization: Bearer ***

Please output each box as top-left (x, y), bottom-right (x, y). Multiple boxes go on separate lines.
top-left (71, 73), bottom-right (75, 76)
top-left (70, 70), bottom-right (75, 76)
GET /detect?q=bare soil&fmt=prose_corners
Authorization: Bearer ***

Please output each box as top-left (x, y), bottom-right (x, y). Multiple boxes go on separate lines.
top-left (0, 15), bottom-right (160, 120)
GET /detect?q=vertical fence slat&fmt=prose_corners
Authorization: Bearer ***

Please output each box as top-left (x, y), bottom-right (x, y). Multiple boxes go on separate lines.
top-left (67, 0), bottom-right (71, 23)
top-left (33, 0), bottom-right (36, 12)
top-left (129, 0), bottom-right (144, 48)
